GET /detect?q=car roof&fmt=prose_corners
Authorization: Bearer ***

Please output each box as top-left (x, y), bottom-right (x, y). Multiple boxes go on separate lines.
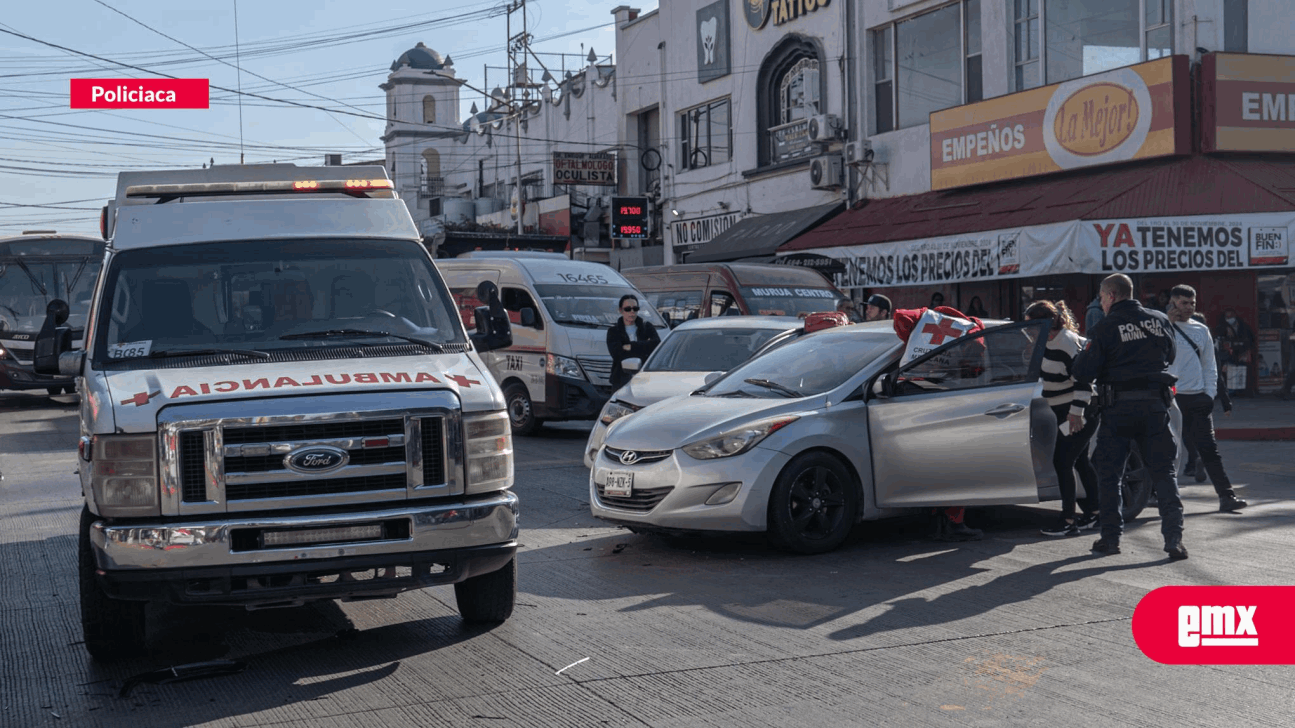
top-left (437, 257), bottom-right (631, 283)
top-left (667, 315), bottom-right (804, 332)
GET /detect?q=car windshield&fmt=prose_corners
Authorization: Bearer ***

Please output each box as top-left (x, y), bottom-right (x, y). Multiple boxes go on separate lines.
top-left (706, 328), bottom-right (895, 398)
top-left (533, 284), bottom-right (665, 329)
top-left (0, 257), bottom-right (101, 335)
top-left (92, 238), bottom-right (464, 364)
top-left (645, 326), bottom-right (791, 373)
top-left (738, 285), bottom-right (842, 317)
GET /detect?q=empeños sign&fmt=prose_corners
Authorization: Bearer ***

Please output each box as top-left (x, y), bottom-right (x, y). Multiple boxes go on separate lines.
top-left (1202, 53), bottom-right (1295, 153)
top-left (930, 56), bottom-right (1189, 191)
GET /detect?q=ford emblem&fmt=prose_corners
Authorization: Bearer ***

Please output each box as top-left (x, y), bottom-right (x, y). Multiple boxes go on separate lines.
top-left (285, 446), bottom-right (349, 474)
top-left (619, 450), bottom-right (640, 465)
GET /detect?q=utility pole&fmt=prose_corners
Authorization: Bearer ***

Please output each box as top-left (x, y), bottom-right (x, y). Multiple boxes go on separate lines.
top-left (507, 0), bottom-right (528, 235)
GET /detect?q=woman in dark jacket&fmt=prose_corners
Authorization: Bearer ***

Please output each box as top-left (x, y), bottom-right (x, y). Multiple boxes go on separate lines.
top-left (607, 294), bottom-right (660, 389)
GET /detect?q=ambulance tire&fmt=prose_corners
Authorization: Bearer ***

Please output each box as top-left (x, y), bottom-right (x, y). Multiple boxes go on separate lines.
top-left (454, 557), bottom-right (516, 624)
top-left (767, 452), bottom-right (859, 555)
top-left (79, 507), bottom-right (146, 661)
top-left (503, 382), bottom-right (541, 436)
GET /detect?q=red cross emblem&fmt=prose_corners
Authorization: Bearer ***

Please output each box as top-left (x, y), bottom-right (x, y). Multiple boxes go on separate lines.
top-left (921, 319), bottom-right (966, 346)
top-left (120, 390), bottom-right (161, 407)
top-left (446, 374), bottom-right (480, 388)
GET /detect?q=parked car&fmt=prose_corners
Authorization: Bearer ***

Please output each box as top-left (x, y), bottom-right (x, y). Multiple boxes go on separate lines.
top-left (622, 263), bottom-right (844, 328)
top-left (587, 318), bottom-right (1136, 554)
top-left (583, 315), bottom-right (805, 468)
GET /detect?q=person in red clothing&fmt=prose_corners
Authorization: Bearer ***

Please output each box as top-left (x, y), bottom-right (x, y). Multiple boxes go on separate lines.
top-left (892, 305), bottom-right (986, 542)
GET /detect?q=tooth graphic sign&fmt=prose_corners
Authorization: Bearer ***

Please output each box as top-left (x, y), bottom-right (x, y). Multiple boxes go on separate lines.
top-left (696, 1), bottom-right (730, 84)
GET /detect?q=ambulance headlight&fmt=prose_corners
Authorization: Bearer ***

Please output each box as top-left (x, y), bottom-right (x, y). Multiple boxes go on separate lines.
top-left (463, 411), bottom-right (512, 493)
top-left (90, 434), bottom-right (161, 517)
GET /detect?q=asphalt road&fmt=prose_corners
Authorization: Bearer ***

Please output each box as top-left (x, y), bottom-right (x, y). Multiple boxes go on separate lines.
top-left (2, 390), bottom-right (1294, 727)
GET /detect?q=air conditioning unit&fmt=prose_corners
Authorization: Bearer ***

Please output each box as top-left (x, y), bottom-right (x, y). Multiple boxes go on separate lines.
top-left (844, 139), bottom-right (873, 166)
top-left (807, 114), bottom-right (842, 143)
top-left (809, 156), bottom-right (843, 189)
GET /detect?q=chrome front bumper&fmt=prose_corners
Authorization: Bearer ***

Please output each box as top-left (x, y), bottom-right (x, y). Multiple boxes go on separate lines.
top-left (91, 490), bottom-right (519, 571)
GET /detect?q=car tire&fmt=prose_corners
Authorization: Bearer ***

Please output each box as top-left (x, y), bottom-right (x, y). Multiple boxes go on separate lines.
top-left (454, 557), bottom-right (516, 624)
top-left (503, 382), bottom-right (541, 436)
top-left (767, 452), bottom-right (859, 555)
top-left (78, 507), bottom-right (146, 661)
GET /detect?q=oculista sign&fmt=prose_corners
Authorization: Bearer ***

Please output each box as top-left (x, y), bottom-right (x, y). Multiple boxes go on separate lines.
top-left (70, 79), bottom-right (210, 109)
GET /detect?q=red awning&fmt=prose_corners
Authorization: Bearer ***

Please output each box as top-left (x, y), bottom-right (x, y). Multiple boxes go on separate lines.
top-left (782, 154), bottom-right (1295, 253)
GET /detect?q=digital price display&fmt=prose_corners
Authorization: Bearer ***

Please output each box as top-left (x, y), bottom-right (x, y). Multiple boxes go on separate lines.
top-left (610, 196), bottom-right (650, 239)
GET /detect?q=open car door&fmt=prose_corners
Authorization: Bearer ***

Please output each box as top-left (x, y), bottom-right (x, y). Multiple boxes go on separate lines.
top-left (868, 319), bottom-right (1056, 507)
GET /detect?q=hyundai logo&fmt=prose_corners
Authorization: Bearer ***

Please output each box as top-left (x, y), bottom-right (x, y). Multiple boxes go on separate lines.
top-left (619, 450), bottom-right (640, 465)
top-left (285, 446), bottom-right (349, 474)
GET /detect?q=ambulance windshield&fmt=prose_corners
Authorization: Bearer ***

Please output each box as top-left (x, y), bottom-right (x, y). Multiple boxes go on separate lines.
top-left (93, 238), bottom-right (465, 365)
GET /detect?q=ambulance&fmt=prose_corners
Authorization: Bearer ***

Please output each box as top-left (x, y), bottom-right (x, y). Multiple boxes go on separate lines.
top-left (436, 255), bottom-right (667, 435)
top-left (34, 163), bottom-right (520, 661)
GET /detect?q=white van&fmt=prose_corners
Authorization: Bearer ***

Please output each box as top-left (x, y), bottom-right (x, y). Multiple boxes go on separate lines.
top-left (437, 256), bottom-right (667, 435)
top-left (34, 163), bottom-right (520, 660)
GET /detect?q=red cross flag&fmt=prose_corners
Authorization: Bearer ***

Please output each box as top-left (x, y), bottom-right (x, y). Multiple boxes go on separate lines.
top-left (894, 306), bottom-right (984, 366)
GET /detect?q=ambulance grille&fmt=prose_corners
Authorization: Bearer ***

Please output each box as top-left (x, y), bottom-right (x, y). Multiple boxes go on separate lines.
top-left (420, 416), bottom-right (445, 485)
top-left (179, 431), bottom-right (207, 502)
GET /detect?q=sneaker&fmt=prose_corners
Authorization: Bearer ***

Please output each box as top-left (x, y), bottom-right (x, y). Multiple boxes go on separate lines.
top-left (1091, 538), bottom-right (1121, 555)
top-left (940, 521), bottom-right (984, 542)
top-left (1075, 512), bottom-right (1100, 531)
top-left (1166, 543), bottom-right (1189, 561)
top-left (1041, 518), bottom-right (1079, 537)
top-left (1219, 495), bottom-right (1248, 512)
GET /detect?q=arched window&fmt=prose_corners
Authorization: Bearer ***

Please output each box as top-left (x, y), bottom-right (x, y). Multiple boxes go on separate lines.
top-left (422, 95), bottom-right (437, 124)
top-left (757, 36), bottom-right (823, 167)
top-left (422, 148), bottom-right (441, 192)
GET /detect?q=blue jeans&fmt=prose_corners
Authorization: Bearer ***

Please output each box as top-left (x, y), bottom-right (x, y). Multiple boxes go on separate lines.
top-left (1090, 400), bottom-right (1183, 545)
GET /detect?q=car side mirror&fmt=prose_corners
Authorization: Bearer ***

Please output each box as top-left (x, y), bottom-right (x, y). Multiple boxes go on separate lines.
top-left (34, 299), bottom-right (73, 375)
top-left (871, 372), bottom-right (895, 399)
top-left (703, 371), bottom-right (723, 385)
top-left (520, 307), bottom-right (537, 327)
top-left (622, 358), bottom-right (640, 373)
top-left (470, 281), bottom-right (513, 353)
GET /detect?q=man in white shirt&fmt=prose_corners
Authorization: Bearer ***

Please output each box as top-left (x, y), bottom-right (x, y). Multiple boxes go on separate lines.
top-left (1167, 285), bottom-right (1247, 513)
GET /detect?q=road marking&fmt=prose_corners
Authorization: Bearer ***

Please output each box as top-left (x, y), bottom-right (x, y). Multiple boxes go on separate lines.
top-left (555, 657), bottom-right (589, 675)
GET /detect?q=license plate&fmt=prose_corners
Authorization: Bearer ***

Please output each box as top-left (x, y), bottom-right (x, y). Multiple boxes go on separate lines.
top-left (604, 471), bottom-right (633, 497)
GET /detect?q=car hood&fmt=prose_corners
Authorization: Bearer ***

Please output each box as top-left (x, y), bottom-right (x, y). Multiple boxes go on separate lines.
top-left (616, 370), bottom-right (711, 408)
top-left (603, 392), bottom-right (809, 452)
top-left (102, 354), bottom-right (502, 432)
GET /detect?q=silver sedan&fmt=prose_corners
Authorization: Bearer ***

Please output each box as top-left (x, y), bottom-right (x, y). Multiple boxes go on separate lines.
top-left (591, 318), bottom-right (1081, 554)
top-left (583, 316), bottom-right (805, 468)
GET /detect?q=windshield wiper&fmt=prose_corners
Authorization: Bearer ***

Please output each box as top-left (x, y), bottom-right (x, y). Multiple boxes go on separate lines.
top-left (713, 390), bottom-right (756, 398)
top-left (554, 319), bottom-right (605, 329)
top-left (743, 378), bottom-right (800, 398)
top-left (147, 348), bottom-right (271, 360)
top-left (279, 329), bottom-right (445, 351)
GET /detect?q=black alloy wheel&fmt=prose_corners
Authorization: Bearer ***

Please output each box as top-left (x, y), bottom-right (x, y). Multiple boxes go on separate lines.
top-left (767, 452), bottom-right (859, 554)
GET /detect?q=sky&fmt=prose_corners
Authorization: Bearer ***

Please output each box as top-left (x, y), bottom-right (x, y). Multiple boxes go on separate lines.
top-left (0, 0), bottom-right (645, 236)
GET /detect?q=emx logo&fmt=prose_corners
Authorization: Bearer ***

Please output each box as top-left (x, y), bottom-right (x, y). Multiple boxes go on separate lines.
top-left (1133, 587), bottom-right (1294, 664)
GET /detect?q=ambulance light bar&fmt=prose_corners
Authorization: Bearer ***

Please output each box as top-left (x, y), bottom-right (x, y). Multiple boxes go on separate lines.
top-left (125, 178), bottom-right (395, 199)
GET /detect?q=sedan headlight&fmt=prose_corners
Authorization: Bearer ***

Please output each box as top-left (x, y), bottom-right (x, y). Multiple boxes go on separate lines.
top-left (681, 415), bottom-right (800, 460)
top-left (90, 433), bottom-right (160, 517)
top-left (546, 353), bottom-right (585, 380)
top-left (464, 411), bottom-right (513, 493)
top-left (599, 399), bottom-right (642, 425)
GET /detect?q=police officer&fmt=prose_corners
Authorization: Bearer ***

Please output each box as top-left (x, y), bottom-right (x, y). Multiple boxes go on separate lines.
top-left (1072, 274), bottom-right (1187, 560)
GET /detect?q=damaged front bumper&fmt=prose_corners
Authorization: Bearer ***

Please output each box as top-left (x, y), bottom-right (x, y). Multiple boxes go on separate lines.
top-left (89, 491), bottom-right (518, 607)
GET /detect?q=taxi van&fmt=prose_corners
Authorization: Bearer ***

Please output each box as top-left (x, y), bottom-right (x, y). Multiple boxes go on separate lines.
top-left (437, 256), bottom-right (666, 435)
top-left (34, 163), bottom-right (520, 660)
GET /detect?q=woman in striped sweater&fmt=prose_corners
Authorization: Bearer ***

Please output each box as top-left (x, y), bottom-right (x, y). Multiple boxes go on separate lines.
top-left (1025, 300), bottom-right (1100, 537)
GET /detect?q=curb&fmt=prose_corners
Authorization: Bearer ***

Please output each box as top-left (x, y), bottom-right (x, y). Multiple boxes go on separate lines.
top-left (1215, 427), bottom-right (1295, 441)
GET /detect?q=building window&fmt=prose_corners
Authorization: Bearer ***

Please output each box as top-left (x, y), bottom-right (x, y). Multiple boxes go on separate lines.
top-left (1017, 0), bottom-right (1174, 91)
top-left (1223, 0), bottom-right (1248, 52)
top-left (757, 35), bottom-right (823, 166)
top-left (873, 1), bottom-right (981, 132)
top-left (679, 99), bottom-right (731, 171)
top-left (422, 95), bottom-right (437, 124)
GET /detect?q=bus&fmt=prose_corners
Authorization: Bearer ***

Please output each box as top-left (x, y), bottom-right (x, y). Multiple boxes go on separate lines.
top-left (0, 232), bottom-right (106, 394)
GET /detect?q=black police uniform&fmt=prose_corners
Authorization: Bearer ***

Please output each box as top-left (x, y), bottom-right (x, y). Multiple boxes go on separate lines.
top-left (1072, 298), bottom-right (1183, 551)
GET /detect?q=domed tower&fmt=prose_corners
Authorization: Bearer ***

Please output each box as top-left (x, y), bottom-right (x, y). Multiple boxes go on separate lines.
top-left (381, 42), bottom-right (462, 229)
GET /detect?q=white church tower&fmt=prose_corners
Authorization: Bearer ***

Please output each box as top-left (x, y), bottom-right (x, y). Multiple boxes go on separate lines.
top-left (381, 42), bottom-right (461, 235)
